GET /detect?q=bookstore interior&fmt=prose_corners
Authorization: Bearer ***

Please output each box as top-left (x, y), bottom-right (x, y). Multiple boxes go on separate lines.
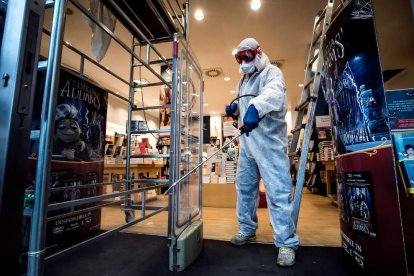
top-left (0, 0), bottom-right (414, 275)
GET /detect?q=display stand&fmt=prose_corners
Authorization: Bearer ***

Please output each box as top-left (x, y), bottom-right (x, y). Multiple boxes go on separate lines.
top-left (322, 0), bottom-right (407, 274)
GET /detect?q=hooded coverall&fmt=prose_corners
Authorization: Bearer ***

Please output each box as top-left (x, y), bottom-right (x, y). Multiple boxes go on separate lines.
top-left (235, 38), bottom-right (299, 249)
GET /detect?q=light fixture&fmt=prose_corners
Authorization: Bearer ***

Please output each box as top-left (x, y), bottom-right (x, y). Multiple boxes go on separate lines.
top-left (298, 84), bottom-right (304, 87)
top-left (204, 103), bottom-right (209, 106)
top-left (251, 0), bottom-right (261, 10)
top-left (194, 9), bottom-right (204, 21)
top-left (231, 48), bottom-right (238, 55)
top-left (224, 77), bottom-right (230, 81)
top-left (230, 90), bottom-right (236, 94)
top-left (153, 98), bottom-right (159, 101)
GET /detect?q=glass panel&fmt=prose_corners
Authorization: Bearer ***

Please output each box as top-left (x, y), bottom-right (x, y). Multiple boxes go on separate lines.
top-left (174, 49), bottom-right (202, 230)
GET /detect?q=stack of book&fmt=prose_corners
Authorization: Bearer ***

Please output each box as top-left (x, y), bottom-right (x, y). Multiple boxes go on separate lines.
top-left (225, 161), bottom-right (237, 183)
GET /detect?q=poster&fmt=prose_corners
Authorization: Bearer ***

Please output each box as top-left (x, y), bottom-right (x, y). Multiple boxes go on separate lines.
top-left (29, 68), bottom-right (108, 248)
top-left (385, 89), bottom-right (414, 195)
top-left (385, 88), bottom-right (414, 131)
top-left (385, 88), bottom-right (414, 275)
top-left (323, 0), bottom-right (389, 154)
top-left (344, 172), bottom-right (377, 238)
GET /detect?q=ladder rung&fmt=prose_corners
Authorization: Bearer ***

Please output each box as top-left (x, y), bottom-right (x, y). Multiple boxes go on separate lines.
top-left (311, 31), bottom-right (323, 46)
top-left (132, 105), bottom-right (171, 111)
top-left (295, 96), bottom-right (317, 111)
top-left (291, 123), bottom-right (306, 133)
top-left (295, 101), bottom-right (308, 111)
top-left (134, 81), bottom-right (171, 88)
top-left (315, 7), bottom-right (327, 26)
top-left (130, 154), bottom-right (169, 158)
top-left (308, 53), bottom-right (319, 67)
top-left (288, 152), bottom-right (298, 157)
top-left (304, 77), bottom-right (315, 89)
top-left (131, 129), bottom-right (170, 134)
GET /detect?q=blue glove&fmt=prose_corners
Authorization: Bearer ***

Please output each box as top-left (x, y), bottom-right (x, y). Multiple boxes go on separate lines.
top-left (225, 102), bottom-right (238, 117)
top-left (243, 105), bottom-right (259, 136)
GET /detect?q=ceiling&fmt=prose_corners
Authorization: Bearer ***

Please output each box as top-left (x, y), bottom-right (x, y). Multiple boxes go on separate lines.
top-left (42, 0), bottom-right (414, 123)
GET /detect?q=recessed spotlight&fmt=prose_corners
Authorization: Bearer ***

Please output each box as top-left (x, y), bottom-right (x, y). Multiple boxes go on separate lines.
top-left (224, 77), bottom-right (230, 81)
top-left (194, 9), bottom-right (204, 21)
top-left (204, 103), bottom-right (209, 106)
top-left (211, 112), bottom-right (217, 114)
top-left (298, 84), bottom-right (304, 87)
top-left (230, 90), bottom-right (236, 94)
top-left (251, 0), bottom-right (261, 10)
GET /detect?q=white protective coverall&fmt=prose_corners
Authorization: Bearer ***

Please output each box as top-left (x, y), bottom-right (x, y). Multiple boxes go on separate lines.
top-left (235, 38), bottom-right (299, 249)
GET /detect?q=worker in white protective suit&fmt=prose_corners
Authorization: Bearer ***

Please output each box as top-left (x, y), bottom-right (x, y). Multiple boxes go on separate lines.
top-left (225, 38), bottom-right (299, 267)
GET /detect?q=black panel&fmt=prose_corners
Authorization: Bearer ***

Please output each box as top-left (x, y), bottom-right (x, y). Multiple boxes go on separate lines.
top-left (203, 116), bottom-right (210, 144)
top-left (0, 2), bottom-right (6, 52)
top-left (382, 68), bottom-right (404, 83)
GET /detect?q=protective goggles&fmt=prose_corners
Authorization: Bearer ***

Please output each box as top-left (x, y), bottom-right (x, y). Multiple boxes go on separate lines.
top-left (235, 47), bottom-right (261, 64)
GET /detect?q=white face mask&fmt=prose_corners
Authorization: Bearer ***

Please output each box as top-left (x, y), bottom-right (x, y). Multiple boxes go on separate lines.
top-left (240, 61), bottom-right (255, 74)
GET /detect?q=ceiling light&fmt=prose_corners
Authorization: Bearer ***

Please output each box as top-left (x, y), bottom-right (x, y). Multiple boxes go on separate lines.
top-left (194, 9), bottom-right (204, 21)
top-left (224, 77), bottom-right (230, 81)
top-left (298, 84), bottom-right (304, 87)
top-left (153, 98), bottom-right (159, 101)
top-left (251, 0), bottom-right (261, 10)
top-left (204, 103), bottom-right (209, 106)
top-left (230, 90), bottom-right (236, 94)
top-left (211, 112), bottom-right (217, 114)
top-left (231, 48), bottom-right (238, 55)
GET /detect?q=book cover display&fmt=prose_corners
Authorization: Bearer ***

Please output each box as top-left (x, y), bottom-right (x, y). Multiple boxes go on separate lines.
top-left (29, 68), bottom-right (108, 248)
top-left (322, 0), bottom-right (406, 273)
top-left (385, 88), bottom-right (414, 273)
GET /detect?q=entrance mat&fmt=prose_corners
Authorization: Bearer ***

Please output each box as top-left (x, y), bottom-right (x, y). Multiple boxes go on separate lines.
top-left (45, 232), bottom-right (362, 276)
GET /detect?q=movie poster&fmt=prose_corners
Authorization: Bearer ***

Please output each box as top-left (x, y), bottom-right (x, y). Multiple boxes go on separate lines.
top-left (29, 68), bottom-right (108, 247)
top-left (344, 172), bottom-right (377, 238)
top-left (391, 132), bottom-right (414, 195)
top-left (323, 0), bottom-right (389, 154)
